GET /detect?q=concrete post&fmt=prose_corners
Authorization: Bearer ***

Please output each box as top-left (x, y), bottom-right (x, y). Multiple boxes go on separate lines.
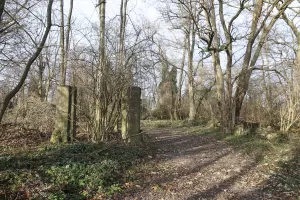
top-left (50, 85), bottom-right (77, 143)
top-left (122, 86), bottom-right (142, 143)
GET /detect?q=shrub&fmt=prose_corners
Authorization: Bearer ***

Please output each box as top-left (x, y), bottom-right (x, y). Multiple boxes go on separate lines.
top-left (3, 96), bottom-right (55, 133)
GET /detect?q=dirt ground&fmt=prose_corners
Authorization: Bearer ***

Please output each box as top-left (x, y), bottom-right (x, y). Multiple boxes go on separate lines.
top-left (119, 127), bottom-right (295, 200)
top-left (0, 123), bottom-right (297, 199)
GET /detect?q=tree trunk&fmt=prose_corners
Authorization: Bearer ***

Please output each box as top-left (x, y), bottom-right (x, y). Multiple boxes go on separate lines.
top-left (119, 0), bottom-right (128, 70)
top-left (175, 36), bottom-right (187, 120)
top-left (94, 0), bottom-right (106, 142)
top-left (0, 0), bottom-right (5, 23)
top-left (64, 0), bottom-right (74, 83)
top-left (188, 22), bottom-right (196, 121)
top-left (120, 0), bottom-right (130, 137)
top-left (208, 0), bottom-right (226, 130)
top-left (279, 9), bottom-right (300, 132)
top-left (59, 0), bottom-right (66, 85)
top-left (218, 0), bottom-right (235, 133)
top-left (170, 66), bottom-right (177, 120)
top-left (234, 0), bottom-right (293, 122)
top-left (36, 55), bottom-right (47, 101)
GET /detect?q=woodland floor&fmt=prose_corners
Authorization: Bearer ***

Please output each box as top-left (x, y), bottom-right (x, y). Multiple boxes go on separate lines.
top-left (118, 123), bottom-right (300, 200)
top-left (0, 121), bottom-right (300, 199)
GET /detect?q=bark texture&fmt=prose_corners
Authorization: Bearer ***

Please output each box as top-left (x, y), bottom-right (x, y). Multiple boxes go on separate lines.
top-left (59, 0), bottom-right (66, 85)
top-left (0, 0), bottom-right (5, 22)
top-left (94, 0), bottom-right (106, 142)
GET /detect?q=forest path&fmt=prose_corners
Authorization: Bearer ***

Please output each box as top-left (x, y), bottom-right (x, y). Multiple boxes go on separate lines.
top-left (121, 127), bottom-right (268, 200)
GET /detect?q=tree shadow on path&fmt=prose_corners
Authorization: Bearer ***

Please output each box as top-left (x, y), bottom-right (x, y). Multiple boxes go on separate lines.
top-left (122, 127), bottom-right (260, 199)
top-left (237, 147), bottom-right (300, 200)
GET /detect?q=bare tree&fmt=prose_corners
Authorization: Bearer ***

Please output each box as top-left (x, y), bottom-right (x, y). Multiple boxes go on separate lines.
top-left (0, 0), bottom-right (54, 124)
top-left (175, 36), bottom-right (187, 120)
top-left (65, 0), bottom-right (74, 82)
top-left (166, 0), bottom-right (293, 133)
top-left (278, 7), bottom-right (300, 131)
top-left (94, 0), bottom-right (106, 142)
top-left (187, 14), bottom-right (196, 120)
top-left (161, 0), bottom-right (199, 120)
top-left (58, 0), bottom-right (73, 85)
top-left (234, 0), bottom-right (293, 123)
top-left (59, 0), bottom-right (66, 85)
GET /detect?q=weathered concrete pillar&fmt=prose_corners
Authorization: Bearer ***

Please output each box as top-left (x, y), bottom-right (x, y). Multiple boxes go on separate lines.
top-left (122, 86), bottom-right (142, 143)
top-left (69, 86), bottom-right (77, 142)
top-left (50, 85), bottom-right (77, 143)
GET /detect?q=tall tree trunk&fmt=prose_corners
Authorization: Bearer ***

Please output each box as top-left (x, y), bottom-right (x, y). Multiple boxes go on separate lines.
top-left (0, 0), bottom-right (54, 124)
top-left (120, 0), bottom-right (131, 139)
top-left (170, 66), bottom-right (177, 120)
top-left (175, 37), bottom-right (187, 120)
top-left (94, 0), bottom-right (106, 142)
top-left (211, 50), bottom-right (225, 127)
top-left (37, 56), bottom-right (46, 101)
top-left (218, 0), bottom-right (235, 133)
top-left (188, 22), bottom-right (196, 121)
top-left (59, 0), bottom-right (66, 85)
top-left (262, 43), bottom-right (273, 125)
top-left (208, 0), bottom-right (225, 130)
top-left (18, 83), bottom-right (26, 120)
top-left (119, 0), bottom-right (128, 70)
top-left (234, 0), bottom-right (263, 121)
top-left (64, 0), bottom-right (73, 84)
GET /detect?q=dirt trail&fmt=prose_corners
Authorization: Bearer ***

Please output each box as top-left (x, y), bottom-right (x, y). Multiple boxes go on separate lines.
top-left (122, 127), bottom-right (269, 200)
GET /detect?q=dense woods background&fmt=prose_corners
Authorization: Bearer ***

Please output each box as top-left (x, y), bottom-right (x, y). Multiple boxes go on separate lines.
top-left (1, 0), bottom-right (300, 139)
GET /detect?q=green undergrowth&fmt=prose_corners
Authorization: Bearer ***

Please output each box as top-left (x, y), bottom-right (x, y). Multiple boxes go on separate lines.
top-left (223, 133), bottom-right (291, 161)
top-left (0, 142), bottom-right (153, 199)
top-left (220, 131), bottom-right (300, 197)
top-left (266, 146), bottom-right (300, 196)
top-left (185, 124), bottom-right (300, 196)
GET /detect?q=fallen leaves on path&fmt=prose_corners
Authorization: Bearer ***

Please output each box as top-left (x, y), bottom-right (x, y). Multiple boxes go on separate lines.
top-left (120, 127), bottom-right (299, 200)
